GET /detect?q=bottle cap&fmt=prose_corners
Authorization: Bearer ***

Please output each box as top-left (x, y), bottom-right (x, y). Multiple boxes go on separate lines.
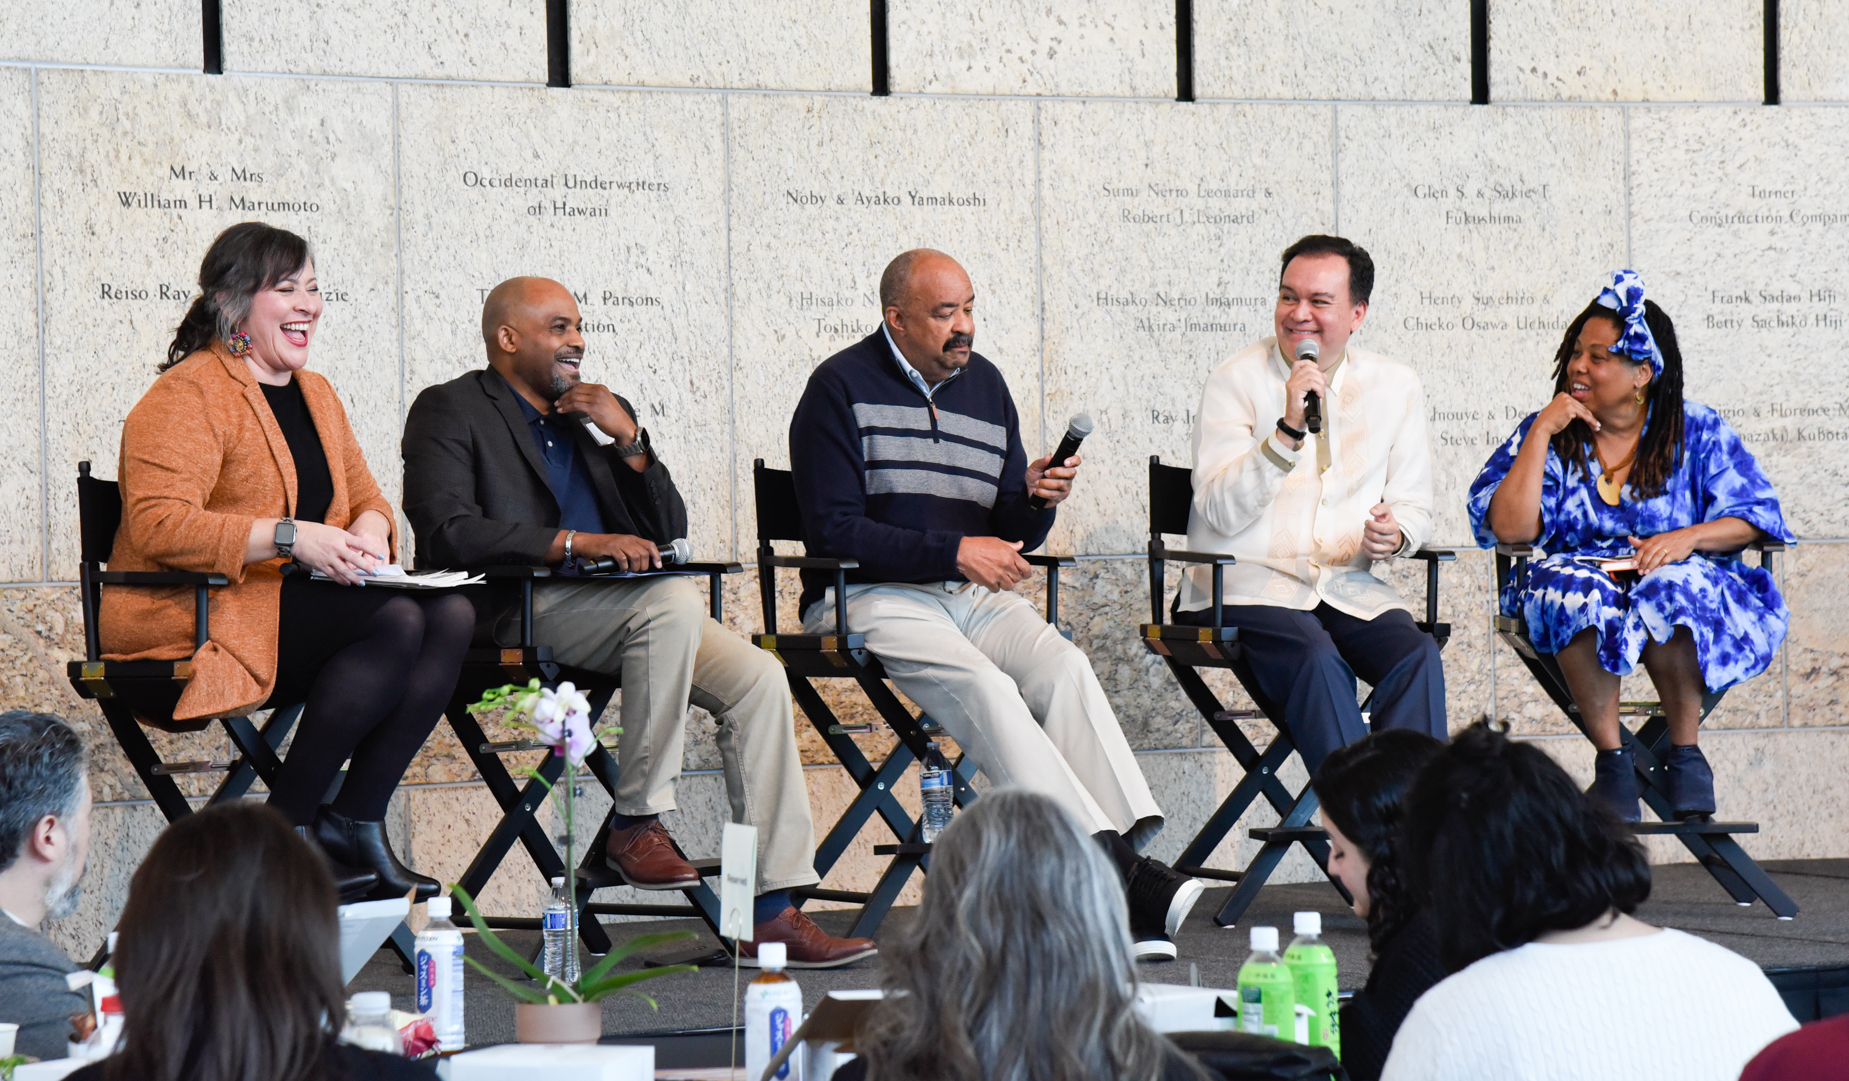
top-left (426, 896), bottom-right (452, 919)
top-left (757, 942), bottom-right (787, 970)
top-left (351, 991), bottom-right (392, 1013)
top-left (551, 876), bottom-right (565, 888)
top-left (1250, 926), bottom-right (1279, 952)
top-left (1294, 911), bottom-right (1321, 936)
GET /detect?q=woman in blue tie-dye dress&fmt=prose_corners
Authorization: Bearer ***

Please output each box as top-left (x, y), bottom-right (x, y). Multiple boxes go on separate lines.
top-left (1468, 271), bottom-right (1792, 822)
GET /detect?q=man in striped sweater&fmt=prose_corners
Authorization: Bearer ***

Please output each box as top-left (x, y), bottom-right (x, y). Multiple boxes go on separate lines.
top-left (789, 250), bottom-right (1201, 959)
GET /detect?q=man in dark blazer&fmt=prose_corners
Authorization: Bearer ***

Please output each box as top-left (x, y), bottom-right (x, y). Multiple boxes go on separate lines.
top-left (402, 277), bottom-right (873, 967)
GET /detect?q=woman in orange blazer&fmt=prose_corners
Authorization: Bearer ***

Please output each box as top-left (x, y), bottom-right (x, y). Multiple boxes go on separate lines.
top-left (102, 222), bottom-right (470, 900)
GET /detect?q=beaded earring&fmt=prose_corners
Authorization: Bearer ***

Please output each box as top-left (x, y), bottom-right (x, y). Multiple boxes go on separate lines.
top-left (226, 332), bottom-right (252, 357)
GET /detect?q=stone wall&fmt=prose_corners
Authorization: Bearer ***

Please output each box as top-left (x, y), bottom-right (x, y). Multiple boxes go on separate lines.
top-left (3, 2), bottom-right (1847, 958)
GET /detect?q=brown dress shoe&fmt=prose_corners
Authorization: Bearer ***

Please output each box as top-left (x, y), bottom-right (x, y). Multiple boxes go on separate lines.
top-left (739, 906), bottom-right (878, 969)
top-left (604, 819), bottom-right (702, 890)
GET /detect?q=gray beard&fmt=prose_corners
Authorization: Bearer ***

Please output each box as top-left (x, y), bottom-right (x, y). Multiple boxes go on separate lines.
top-left (43, 857), bottom-right (83, 921)
top-left (548, 374), bottom-right (572, 400)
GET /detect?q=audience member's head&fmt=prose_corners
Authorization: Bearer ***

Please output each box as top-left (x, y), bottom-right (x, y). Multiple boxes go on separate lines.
top-left (104, 801), bottom-right (345, 1081)
top-left (0, 711), bottom-right (92, 926)
top-left (860, 788), bottom-right (1195, 1081)
top-left (1402, 725), bottom-right (1650, 972)
top-left (1312, 729), bottom-right (1443, 953)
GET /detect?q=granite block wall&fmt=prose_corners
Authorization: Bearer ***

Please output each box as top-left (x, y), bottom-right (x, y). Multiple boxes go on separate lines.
top-left (3, 2), bottom-right (1847, 957)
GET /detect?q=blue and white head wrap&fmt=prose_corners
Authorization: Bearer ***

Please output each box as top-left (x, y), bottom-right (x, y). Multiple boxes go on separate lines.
top-left (1594, 269), bottom-right (1664, 378)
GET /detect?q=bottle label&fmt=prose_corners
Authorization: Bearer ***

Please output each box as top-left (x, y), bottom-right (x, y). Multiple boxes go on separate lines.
top-left (543, 909), bottom-right (568, 931)
top-left (921, 771), bottom-right (949, 790)
top-left (769, 1006), bottom-right (792, 1079)
top-left (416, 950), bottom-right (435, 1013)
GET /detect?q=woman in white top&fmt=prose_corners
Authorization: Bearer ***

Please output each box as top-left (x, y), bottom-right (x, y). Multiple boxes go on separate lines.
top-left (1380, 726), bottom-right (1796, 1081)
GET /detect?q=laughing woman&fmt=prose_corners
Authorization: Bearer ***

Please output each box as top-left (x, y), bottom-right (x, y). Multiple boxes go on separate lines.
top-left (1468, 271), bottom-right (1792, 821)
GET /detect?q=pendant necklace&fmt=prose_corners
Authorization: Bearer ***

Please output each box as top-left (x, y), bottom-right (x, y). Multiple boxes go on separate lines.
top-left (1594, 438), bottom-right (1639, 506)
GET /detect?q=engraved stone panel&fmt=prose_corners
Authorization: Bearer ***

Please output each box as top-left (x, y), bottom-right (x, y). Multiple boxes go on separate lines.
top-left (1194, 0), bottom-right (1470, 102)
top-left (1337, 105), bottom-right (1628, 545)
top-left (1629, 107), bottom-right (1849, 537)
top-left (726, 94), bottom-right (1041, 550)
top-left (1, 0), bottom-right (200, 69)
top-left (1038, 100), bottom-right (1334, 555)
top-left (573, 0), bottom-right (869, 91)
top-left (0, 72), bottom-right (40, 582)
top-left (1781, 0), bottom-right (1849, 102)
top-left (397, 84), bottom-right (732, 558)
top-left (1490, 0), bottom-right (1761, 102)
top-left (36, 70), bottom-right (399, 581)
top-left (888, 0), bottom-right (1173, 97)
top-left (1785, 543), bottom-right (1846, 725)
top-left (224, 0), bottom-right (546, 82)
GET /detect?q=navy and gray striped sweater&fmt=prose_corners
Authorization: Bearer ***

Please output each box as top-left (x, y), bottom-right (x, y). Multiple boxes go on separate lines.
top-left (789, 330), bottom-right (1054, 612)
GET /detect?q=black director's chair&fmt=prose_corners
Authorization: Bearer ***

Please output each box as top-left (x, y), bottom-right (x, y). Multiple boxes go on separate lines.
top-left (1140, 457), bottom-right (1455, 927)
top-left (1493, 542), bottom-right (1798, 918)
top-left (749, 459), bottom-right (1075, 939)
top-left (63, 461), bottom-right (418, 965)
top-left (441, 555), bottom-right (746, 957)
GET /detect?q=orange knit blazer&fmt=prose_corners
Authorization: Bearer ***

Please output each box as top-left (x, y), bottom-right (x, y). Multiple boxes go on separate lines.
top-left (99, 345), bottom-right (397, 721)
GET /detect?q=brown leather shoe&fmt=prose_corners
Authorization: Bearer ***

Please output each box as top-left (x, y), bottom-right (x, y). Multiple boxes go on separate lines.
top-left (739, 906), bottom-right (878, 969)
top-left (604, 819), bottom-right (701, 890)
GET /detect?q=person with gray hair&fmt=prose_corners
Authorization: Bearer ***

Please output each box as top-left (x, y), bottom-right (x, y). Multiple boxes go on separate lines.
top-left (836, 789), bottom-right (1208, 1081)
top-left (0, 711), bottom-right (94, 1060)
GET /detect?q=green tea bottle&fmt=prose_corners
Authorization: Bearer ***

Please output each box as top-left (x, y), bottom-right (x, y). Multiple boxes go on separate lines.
top-left (1285, 911), bottom-right (1340, 1056)
top-left (1236, 926), bottom-right (1296, 1039)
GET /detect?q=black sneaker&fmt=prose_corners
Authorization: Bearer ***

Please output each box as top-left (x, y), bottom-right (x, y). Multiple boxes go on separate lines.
top-left (1126, 856), bottom-right (1205, 937)
top-left (1132, 929), bottom-right (1178, 962)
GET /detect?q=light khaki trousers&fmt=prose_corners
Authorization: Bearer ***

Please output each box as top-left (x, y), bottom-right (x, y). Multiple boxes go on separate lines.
top-left (806, 581), bottom-right (1164, 847)
top-left (504, 575), bottom-right (819, 893)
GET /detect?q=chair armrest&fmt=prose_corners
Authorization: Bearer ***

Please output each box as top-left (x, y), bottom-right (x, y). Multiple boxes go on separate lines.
top-left (1022, 554), bottom-right (1077, 568)
top-left (669, 560), bottom-right (745, 574)
top-left (1747, 539), bottom-right (1787, 553)
top-left (764, 555), bottom-right (861, 570)
top-left (1410, 548), bottom-right (1457, 562)
top-left (1157, 549), bottom-right (1238, 566)
top-left (1494, 543), bottom-right (1535, 557)
top-left (97, 570), bottom-right (230, 586)
top-left (477, 565), bottom-right (554, 578)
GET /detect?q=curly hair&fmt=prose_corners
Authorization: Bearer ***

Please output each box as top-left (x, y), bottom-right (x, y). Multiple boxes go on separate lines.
top-left (1546, 297), bottom-right (1687, 500)
top-left (1311, 729), bottom-right (1444, 957)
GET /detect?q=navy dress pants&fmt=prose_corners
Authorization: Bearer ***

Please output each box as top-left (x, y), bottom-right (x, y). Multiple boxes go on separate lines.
top-left (1175, 602), bottom-right (1447, 777)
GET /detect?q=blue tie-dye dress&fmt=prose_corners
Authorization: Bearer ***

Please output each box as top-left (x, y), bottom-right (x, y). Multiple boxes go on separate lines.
top-left (1466, 401), bottom-right (1793, 692)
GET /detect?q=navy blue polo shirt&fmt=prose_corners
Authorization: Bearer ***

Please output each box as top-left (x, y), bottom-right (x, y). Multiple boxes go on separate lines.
top-left (503, 376), bottom-right (608, 557)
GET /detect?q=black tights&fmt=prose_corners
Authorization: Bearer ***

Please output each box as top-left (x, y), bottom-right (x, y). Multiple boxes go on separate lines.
top-left (266, 581), bottom-right (474, 825)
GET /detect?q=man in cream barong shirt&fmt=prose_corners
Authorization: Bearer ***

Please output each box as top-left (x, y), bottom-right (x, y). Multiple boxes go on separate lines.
top-left (1178, 235), bottom-right (1446, 774)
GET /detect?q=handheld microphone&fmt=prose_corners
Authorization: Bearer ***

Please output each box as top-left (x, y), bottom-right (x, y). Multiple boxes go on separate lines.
top-left (1029, 412), bottom-right (1094, 511)
top-left (1295, 338), bottom-right (1322, 435)
top-left (586, 537), bottom-right (691, 575)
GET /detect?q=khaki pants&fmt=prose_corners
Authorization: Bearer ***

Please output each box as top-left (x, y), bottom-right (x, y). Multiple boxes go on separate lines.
top-left (806, 581), bottom-right (1163, 846)
top-left (502, 575), bottom-right (818, 893)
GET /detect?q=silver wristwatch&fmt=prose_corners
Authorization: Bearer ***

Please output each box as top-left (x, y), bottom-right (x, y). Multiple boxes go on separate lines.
top-left (563, 529), bottom-right (577, 564)
top-left (612, 428), bottom-right (650, 459)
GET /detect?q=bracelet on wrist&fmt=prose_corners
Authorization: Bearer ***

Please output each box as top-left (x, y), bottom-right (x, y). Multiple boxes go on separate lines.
top-left (1275, 417), bottom-right (1306, 441)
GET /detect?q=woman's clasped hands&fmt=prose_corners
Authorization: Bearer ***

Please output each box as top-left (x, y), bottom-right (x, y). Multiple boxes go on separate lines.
top-left (289, 518), bottom-right (388, 585)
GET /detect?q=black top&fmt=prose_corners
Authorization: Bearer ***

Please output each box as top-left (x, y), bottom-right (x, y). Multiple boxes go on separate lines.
top-left (66, 1041), bottom-right (438, 1081)
top-left (1339, 909), bottom-right (1448, 1081)
top-left (261, 378), bottom-right (335, 525)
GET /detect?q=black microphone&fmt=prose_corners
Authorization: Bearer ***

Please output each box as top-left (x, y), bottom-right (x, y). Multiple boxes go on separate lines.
top-left (586, 538), bottom-right (691, 574)
top-left (1029, 413), bottom-right (1094, 511)
top-left (1295, 338), bottom-right (1322, 435)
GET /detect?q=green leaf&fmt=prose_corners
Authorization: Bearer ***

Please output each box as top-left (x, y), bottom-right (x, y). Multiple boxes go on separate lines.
top-left (577, 962), bottom-right (697, 1002)
top-left (579, 929), bottom-right (698, 986)
top-left (463, 955), bottom-right (557, 1005)
top-left (449, 885), bottom-right (553, 985)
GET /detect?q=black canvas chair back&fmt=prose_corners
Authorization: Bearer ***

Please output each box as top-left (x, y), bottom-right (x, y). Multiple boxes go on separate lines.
top-left (1492, 542), bottom-right (1797, 917)
top-left (1142, 455), bottom-right (1454, 926)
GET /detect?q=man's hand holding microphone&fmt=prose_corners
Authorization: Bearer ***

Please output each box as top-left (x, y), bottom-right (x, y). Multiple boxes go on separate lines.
top-left (958, 413), bottom-right (1090, 592)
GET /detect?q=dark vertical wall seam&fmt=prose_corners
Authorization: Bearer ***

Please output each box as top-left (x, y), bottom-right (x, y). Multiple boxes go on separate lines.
top-left (202, 0), bottom-right (223, 74)
top-left (547, 0), bottom-right (570, 87)
top-left (871, 0), bottom-right (889, 95)
top-left (1764, 0), bottom-right (1780, 105)
top-left (1470, 0), bottom-right (1488, 104)
top-left (1175, 0), bottom-right (1194, 102)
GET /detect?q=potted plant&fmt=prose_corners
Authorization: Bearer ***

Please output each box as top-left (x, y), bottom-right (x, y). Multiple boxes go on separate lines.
top-left (452, 680), bottom-right (696, 1044)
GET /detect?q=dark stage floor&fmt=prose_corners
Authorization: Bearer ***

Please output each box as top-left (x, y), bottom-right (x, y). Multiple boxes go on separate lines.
top-left (348, 858), bottom-right (1849, 1050)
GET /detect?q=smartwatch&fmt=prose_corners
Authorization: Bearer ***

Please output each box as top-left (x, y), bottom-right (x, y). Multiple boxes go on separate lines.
top-left (274, 518), bottom-right (297, 561)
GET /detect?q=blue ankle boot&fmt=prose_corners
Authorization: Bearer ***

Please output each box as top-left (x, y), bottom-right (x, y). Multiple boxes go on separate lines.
top-left (1663, 743), bottom-right (1717, 819)
top-left (1589, 748), bottom-right (1641, 822)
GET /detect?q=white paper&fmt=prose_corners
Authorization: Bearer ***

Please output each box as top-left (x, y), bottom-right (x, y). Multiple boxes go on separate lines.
top-left (720, 821), bottom-right (759, 942)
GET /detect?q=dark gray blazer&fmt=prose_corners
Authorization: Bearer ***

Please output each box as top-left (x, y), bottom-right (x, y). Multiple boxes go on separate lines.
top-left (0, 917), bottom-right (86, 1060)
top-left (401, 368), bottom-right (687, 570)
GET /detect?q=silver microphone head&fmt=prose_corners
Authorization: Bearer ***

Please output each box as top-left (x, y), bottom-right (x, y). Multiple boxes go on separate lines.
top-left (666, 537), bottom-right (692, 564)
top-left (1295, 338), bottom-right (1320, 364)
top-left (1067, 412), bottom-right (1095, 439)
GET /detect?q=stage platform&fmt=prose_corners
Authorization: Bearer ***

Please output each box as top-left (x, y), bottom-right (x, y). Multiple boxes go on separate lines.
top-left (349, 858), bottom-right (1849, 1051)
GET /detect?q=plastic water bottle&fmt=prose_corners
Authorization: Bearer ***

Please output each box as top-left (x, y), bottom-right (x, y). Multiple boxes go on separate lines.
top-left (919, 741), bottom-right (955, 843)
top-left (542, 876), bottom-right (580, 990)
top-left (1285, 911), bottom-right (1340, 1055)
top-left (1236, 926), bottom-right (1296, 1039)
top-left (342, 991), bottom-right (404, 1055)
top-left (744, 942), bottom-right (803, 1081)
top-left (416, 896), bottom-right (466, 1052)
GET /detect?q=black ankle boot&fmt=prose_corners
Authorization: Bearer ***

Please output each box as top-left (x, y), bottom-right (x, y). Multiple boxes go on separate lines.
top-left (1664, 743), bottom-right (1717, 819)
top-left (294, 825), bottom-right (380, 902)
top-left (1589, 748), bottom-right (1641, 822)
top-left (313, 806), bottom-right (440, 901)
